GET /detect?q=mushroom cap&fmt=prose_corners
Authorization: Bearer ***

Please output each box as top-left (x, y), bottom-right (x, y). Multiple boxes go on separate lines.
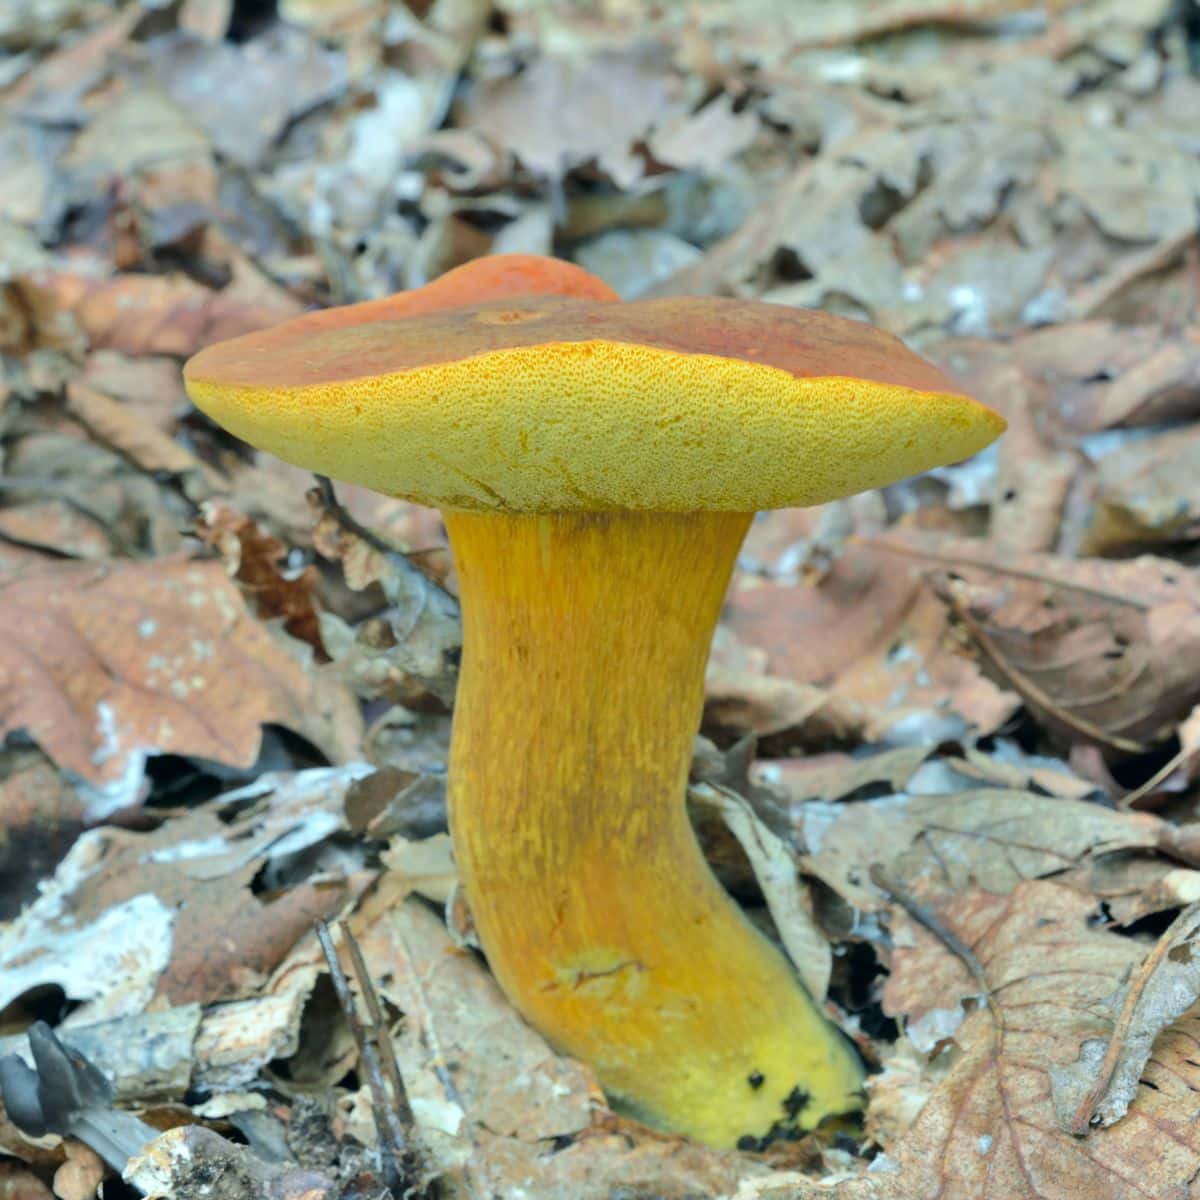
top-left (185, 292), bottom-right (1006, 513)
top-left (289, 254), bottom-right (618, 333)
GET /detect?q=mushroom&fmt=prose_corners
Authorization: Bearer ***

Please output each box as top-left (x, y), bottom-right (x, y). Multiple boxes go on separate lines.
top-left (183, 255), bottom-right (1005, 1148)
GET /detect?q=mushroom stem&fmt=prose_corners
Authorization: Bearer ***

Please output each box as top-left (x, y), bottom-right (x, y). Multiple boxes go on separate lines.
top-left (444, 509), bottom-right (863, 1148)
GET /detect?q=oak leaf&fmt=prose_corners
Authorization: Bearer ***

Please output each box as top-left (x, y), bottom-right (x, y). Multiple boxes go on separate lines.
top-left (0, 559), bottom-right (361, 809)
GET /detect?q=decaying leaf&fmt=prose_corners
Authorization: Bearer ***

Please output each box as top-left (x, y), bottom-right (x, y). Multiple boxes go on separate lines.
top-left (875, 532), bottom-right (1200, 754)
top-left (463, 52), bottom-right (679, 187)
top-left (801, 788), bottom-right (1165, 914)
top-left (1083, 425), bottom-right (1200, 556)
top-left (197, 501), bottom-right (324, 655)
top-left (751, 745), bottom-right (932, 808)
top-left (1049, 901), bottom-right (1200, 1134)
top-left (0, 765), bottom-right (372, 1020)
top-left (0, 560), bottom-right (361, 810)
top-left (725, 543), bottom-right (1017, 740)
top-left (12, 270), bottom-right (300, 358)
top-left (310, 485), bottom-right (460, 705)
top-left (870, 882), bottom-right (1200, 1200)
top-left (703, 669), bottom-right (876, 749)
top-left (690, 781), bottom-right (831, 1001)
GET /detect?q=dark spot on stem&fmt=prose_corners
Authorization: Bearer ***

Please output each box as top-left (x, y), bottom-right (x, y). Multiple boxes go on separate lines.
top-left (783, 1085), bottom-right (810, 1119)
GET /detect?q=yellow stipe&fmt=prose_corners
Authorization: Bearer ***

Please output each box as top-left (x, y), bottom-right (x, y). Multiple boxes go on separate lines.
top-left (446, 510), bottom-right (864, 1147)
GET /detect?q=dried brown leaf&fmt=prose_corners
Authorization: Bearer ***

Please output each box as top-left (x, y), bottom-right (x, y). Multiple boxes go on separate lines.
top-left (1049, 901), bottom-right (1200, 1134)
top-left (0, 499), bottom-right (113, 559)
top-left (873, 882), bottom-right (1200, 1200)
top-left (65, 379), bottom-right (219, 485)
top-left (1082, 426), bottom-right (1200, 555)
top-left (197, 501), bottom-right (324, 655)
top-left (999, 321), bottom-right (1200, 432)
top-left (801, 789), bottom-right (1165, 913)
top-left (647, 93), bottom-right (759, 174)
top-left (703, 669), bottom-right (876, 749)
top-left (63, 87), bottom-right (210, 178)
top-left (1, 766), bottom-right (371, 1014)
top-left (1063, 853), bottom-right (1200, 926)
top-left (310, 487), bottom-right (460, 705)
top-left (79, 351), bottom-right (190, 432)
top-left (14, 270), bottom-right (301, 358)
top-left (753, 745), bottom-right (931, 808)
top-left (725, 544), bottom-right (1016, 738)
top-left (463, 52), bottom-right (679, 187)
top-left (149, 27), bottom-right (348, 167)
top-left (874, 532), bottom-right (1200, 753)
top-left (0, 560), bottom-right (361, 802)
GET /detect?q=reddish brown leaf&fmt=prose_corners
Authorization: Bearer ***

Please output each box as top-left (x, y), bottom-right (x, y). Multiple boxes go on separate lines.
top-left (13, 270), bottom-right (301, 358)
top-left (873, 531), bottom-right (1200, 753)
top-left (0, 560), bottom-right (361, 799)
top-left (197, 500), bottom-right (325, 655)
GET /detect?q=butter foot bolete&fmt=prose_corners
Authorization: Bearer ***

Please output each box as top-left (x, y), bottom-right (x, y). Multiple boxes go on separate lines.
top-left (183, 255), bottom-right (1005, 1148)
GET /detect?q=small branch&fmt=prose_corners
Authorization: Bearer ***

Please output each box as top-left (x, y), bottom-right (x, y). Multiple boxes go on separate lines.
top-left (316, 920), bottom-right (424, 1198)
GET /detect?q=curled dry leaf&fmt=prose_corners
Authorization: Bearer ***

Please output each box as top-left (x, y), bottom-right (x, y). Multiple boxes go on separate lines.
top-left (1049, 901), bottom-right (1200, 1135)
top-left (65, 379), bottom-right (220, 488)
top-left (690, 781), bottom-right (831, 1001)
top-left (1002, 321), bottom-right (1200, 433)
top-left (0, 560), bottom-right (361, 809)
top-left (1082, 425), bottom-right (1200, 556)
top-left (752, 744), bottom-right (931, 808)
top-left (702, 669), bottom-right (876, 750)
top-left (874, 531), bottom-right (1200, 754)
top-left (197, 501), bottom-right (324, 656)
top-left (1063, 852), bottom-right (1200, 927)
top-left (309, 486), bottom-right (460, 705)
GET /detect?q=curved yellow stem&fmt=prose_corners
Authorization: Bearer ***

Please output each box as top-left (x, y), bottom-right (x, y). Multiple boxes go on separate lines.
top-left (444, 510), bottom-right (863, 1148)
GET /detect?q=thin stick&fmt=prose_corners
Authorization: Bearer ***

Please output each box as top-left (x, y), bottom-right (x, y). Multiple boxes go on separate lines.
top-left (316, 920), bottom-right (415, 1196)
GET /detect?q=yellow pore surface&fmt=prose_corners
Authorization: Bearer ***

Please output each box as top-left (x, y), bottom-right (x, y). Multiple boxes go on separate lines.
top-left (445, 510), bottom-right (864, 1146)
top-left (185, 328), bottom-right (1004, 514)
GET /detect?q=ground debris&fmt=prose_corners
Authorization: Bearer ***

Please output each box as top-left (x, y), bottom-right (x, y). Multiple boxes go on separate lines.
top-left (4, 1), bottom-right (1200, 1197)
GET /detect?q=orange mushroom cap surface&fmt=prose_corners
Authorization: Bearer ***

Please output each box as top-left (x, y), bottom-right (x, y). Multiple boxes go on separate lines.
top-left (281, 253), bottom-right (619, 335)
top-left (184, 295), bottom-right (1005, 513)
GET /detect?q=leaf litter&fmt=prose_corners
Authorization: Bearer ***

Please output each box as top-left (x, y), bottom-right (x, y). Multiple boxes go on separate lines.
top-left (3, 1), bottom-right (1200, 1198)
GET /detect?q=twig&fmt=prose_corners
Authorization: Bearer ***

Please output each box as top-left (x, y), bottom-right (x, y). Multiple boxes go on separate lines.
top-left (1119, 742), bottom-right (1199, 810)
top-left (316, 920), bottom-right (423, 1198)
top-left (1065, 906), bottom-right (1200, 1135)
top-left (341, 927), bottom-right (417, 1132)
